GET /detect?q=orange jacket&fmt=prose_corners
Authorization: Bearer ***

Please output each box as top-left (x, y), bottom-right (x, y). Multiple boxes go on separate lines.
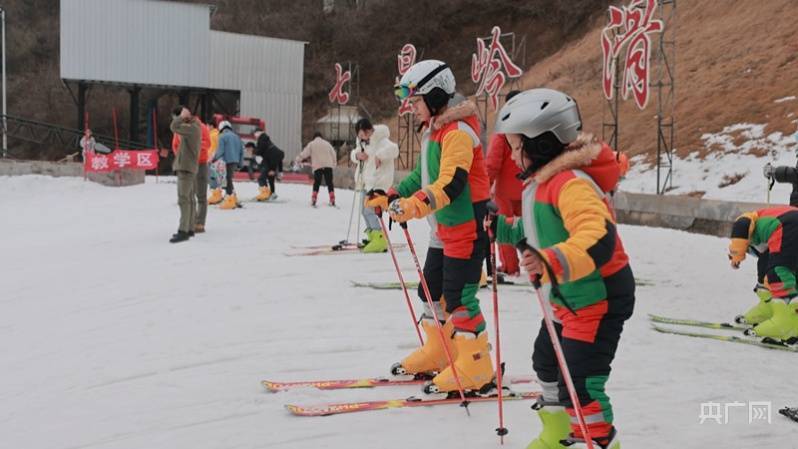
top-left (173, 119), bottom-right (211, 164)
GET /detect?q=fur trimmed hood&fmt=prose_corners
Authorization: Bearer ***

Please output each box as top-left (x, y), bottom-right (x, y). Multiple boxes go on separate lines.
top-left (530, 133), bottom-right (621, 193)
top-left (433, 100), bottom-right (479, 130)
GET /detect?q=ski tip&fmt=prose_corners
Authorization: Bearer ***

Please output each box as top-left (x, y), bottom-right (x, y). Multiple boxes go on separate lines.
top-left (284, 404), bottom-right (309, 416)
top-left (261, 380), bottom-right (283, 392)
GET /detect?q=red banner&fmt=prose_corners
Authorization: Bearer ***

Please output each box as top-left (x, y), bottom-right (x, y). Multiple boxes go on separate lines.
top-left (84, 150), bottom-right (159, 173)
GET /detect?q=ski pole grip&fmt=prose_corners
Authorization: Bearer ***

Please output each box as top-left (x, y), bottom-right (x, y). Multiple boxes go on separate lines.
top-left (400, 221), bottom-right (408, 230)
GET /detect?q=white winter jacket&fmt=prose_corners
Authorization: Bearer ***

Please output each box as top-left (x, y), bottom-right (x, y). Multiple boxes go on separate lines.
top-left (350, 124), bottom-right (399, 191)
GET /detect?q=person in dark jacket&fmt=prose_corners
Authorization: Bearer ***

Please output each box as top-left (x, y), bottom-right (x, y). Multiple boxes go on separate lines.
top-left (254, 130), bottom-right (285, 201)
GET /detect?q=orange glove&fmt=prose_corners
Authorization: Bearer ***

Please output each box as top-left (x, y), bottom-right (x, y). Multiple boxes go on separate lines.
top-left (728, 238), bottom-right (748, 269)
top-left (388, 192), bottom-right (431, 223)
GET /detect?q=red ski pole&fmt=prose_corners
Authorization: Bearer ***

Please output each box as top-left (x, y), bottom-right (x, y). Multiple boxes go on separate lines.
top-left (519, 241), bottom-right (594, 449)
top-left (377, 210), bottom-right (424, 346)
top-left (486, 219), bottom-right (507, 443)
top-left (399, 221), bottom-right (470, 414)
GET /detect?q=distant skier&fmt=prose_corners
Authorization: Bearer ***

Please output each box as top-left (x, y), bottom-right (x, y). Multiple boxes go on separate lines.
top-left (212, 120), bottom-right (244, 210)
top-left (488, 88), bottom-right (634, 449)
top-left (366, 60), bottom-right (495, 395)
top-left (296, 132), bottom-right (337, 207)
top-left (351, 118), bottom-right (399, 253)
top-left (254, 131), bottom-right (285, 202)
top-left (729, 206), bottom-right (798, 343)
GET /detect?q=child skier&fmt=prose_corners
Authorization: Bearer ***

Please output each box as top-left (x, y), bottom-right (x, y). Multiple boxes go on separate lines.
top-left (489, 88), bottom-right (634, 449)
top-left (729, 206), bottom-right (798, 343)
top-left (366, 59), bottom-right (495, 395)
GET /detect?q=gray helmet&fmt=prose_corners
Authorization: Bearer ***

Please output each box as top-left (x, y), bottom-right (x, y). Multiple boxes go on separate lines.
top-left (494, 88), bottom-right (581, 144)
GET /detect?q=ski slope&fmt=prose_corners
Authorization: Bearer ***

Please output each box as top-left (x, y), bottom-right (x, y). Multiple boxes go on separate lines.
top-left (0, 175), bottom-right (794, 449)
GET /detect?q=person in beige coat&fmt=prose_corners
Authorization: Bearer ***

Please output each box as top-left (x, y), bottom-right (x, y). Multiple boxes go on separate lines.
top-left (297, 132), bottom-right (338, 207)
top-left (169, 106), bottom-right (201, 243)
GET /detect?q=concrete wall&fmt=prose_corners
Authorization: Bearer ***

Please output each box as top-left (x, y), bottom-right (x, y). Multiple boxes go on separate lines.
top-left (0, 160), bottom-right (83, 177)
top-left (613, 191), bottom-right (769, 237)
top-left (331, 167), bottom-right (767, 238)
top-left (0, 160), bottom-right (144, 187)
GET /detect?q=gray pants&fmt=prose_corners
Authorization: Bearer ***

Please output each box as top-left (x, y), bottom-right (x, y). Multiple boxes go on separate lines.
top-left (362, 204), bottom-right (381, 232)
top-left (177, 170), bottom-right (197, 233)
top-left (195, 163), bottom-right (209, 226)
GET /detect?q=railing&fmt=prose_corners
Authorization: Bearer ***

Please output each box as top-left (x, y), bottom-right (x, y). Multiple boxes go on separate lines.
top-left (0, 114), bottom-right (151, 153)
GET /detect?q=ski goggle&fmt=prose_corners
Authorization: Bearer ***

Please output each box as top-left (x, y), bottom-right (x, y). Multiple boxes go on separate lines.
top-left (394, 83), bottom-right (417, 102)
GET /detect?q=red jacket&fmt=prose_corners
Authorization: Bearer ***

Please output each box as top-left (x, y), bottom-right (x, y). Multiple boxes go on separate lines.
top-left (172, 119), bottom-right (211, 164)
top-left (485, 133), bottom-right (522, 201)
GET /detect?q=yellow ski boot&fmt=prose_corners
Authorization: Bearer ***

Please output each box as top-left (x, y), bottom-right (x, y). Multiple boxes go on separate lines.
top-left (526, 401), bottom-right (570, 449)
top-left (208, 188), bottom-right (223, 205)
top-left (735, 285), bottom-right (773, 325)
top-left (255, 186), bottom-right (272, 202)
top-left (391, 318), bottom-right (456, 377)
top-left (219, 193), bottom-right (238, 210)
top-left (747, 298), bottom-right (798, 341)
top-left (424, 330), bottom-right (494, 393)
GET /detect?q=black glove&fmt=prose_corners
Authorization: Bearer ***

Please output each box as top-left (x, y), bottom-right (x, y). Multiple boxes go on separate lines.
top-left (485, 200), bottom-right (499, 237)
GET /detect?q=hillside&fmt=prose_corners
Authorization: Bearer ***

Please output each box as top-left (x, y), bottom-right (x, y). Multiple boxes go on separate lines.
top-left (501, 0), bottom-right (798, 164)
top-left (2, 0), bottom-right (609, 159)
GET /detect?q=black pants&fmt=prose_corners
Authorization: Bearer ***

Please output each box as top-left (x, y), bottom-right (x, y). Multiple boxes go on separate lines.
top-left (258, 163), bottom-right (276, 193)
top-left (313, 167), bottom-right (334, 193)
top-left (225, 163), bottom-right (238, 195)
top-left (532, 265), bottom-right (635, 439)
top-left (417, 201), bottom-right (489, 333)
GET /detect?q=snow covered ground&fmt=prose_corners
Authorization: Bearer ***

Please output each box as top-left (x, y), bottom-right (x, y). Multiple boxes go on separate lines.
top-left (0, 175), bottom-right (795, 449)
top-left (622, 124), bottom-right (798, 203)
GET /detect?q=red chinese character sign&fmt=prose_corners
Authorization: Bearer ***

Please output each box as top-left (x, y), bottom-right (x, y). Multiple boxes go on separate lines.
top-left (328, 63), bottom-right (352, 106)
top-left (471, 26), bottom-right (523, 110)
top-left (84, 150), bottom-right (159, 173)
top-left (396, 44), bottom-right (417, 115)
top-left (601, 0), bottom-right (664, 110)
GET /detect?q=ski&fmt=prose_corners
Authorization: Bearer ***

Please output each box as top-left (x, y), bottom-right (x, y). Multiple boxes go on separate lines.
top-left (285, 390), bottom-right (540, 417)
top-left (350, 280), bottom-right (531, 290)
top-left (290, 242), bottom-right (360, 250)
top-left (283, 245), bottom-right (362, 257)
top-left (651, 324), bottom-right (798, 352)
top-left (286, 243), bottom-right (406, 256)
top-left (779, 406), bottom-right (798, 423)
top-left (648, 314), bottom-right (749, 331)
top-left (262, 374), bottom-right (535, 392)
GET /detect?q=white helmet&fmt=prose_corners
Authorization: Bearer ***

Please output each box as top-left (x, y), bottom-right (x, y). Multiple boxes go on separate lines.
top-left (395, 59), bottom-right (456, 100)
top-left (494, 88), bottom-right (581, 145)
top-left (218, 120), bottom-right (232, 132)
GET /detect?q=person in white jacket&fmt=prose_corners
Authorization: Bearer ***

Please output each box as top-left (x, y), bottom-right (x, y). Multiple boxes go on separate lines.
top-left (351, 119), bottom-right (399, 253)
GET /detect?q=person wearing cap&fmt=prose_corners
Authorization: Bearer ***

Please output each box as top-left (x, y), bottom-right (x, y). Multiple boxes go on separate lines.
top-left (366, 60), bottom-right (495, 395)
top-left (487, 88), bottom-right (633, 449)
top-left (169, 106), bottom-right (201, 243)
top-left (729, 206), bottom-right (798, 343)
top-left (212, 120), bottom-right (244, 210)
